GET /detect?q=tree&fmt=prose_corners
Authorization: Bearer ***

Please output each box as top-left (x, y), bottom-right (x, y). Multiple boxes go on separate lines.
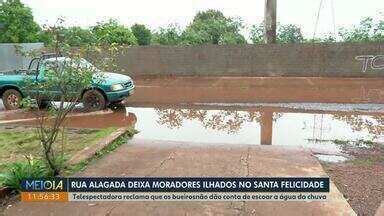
top-left (131, 23), bottom-right (151, 46)
top-left (249, 24), bottom-right (264, 44)
top-left (41, 26), bottom-right (96, 47)
top-left (182, 10), bottom-right (246, 45)
top-left (250, 23), bottom-right (303, 44)
top-left (152, 24), bottom-right (183, 45)
top-left (61, 27), bottom-right (96, 46)
top-left (0, 0), bottom-right (41, 43)
top-left (21, 19), bottom-right (107, 175)
top-left (91, 19), bottom-right (137, 45)
top-left (277, 24), bottom-right (303, 43)
top-left (339, 17), bottom-right (384, 43)
top-left (306, 33), bottom-right (337, 43)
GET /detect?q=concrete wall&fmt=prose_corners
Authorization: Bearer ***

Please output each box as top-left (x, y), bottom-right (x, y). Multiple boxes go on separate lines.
top-left (2, 43), bottom-right (383, 77)
top-left (114, 43), bottom-right (384, 78)
top-left (0, 43), bottom-right (44, 71)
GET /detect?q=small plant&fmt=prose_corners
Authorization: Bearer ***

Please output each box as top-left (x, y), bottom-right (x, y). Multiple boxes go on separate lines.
top-left (0, 155), bottom-right (52, 191)
top-left (19, 96), bottom-right (38, 110)
top-left (19, 18), bottom-right (109, 176)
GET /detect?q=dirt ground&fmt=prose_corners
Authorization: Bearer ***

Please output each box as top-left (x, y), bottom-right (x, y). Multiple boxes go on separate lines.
top-left (321, 142), bottom-right (384, 215)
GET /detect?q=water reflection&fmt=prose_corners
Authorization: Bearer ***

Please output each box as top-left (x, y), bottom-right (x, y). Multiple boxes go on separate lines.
top-left (130, 107), bottom-right (383, 154)
top-left (332, 114), bottom-right (383, 139)
top-left (156, 108), bottom-right (282, 135)
top-left (3, 105), bottom-right (383, 154)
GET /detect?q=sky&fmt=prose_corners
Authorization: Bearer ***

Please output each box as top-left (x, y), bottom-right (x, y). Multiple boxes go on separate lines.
top-left (22, 0), bottom-right (384, 39)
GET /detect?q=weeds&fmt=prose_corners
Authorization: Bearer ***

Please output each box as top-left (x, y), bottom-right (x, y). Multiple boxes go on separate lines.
top-left (0, 156), bottom-right (53, 191)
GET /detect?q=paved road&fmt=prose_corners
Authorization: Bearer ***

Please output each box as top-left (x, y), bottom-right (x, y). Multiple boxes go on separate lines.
top-left (5, 139), bottom-right (354, 216)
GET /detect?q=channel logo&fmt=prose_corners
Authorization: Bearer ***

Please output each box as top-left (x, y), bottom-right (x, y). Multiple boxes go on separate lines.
top-left (21, 179), bottom-right (67, 192)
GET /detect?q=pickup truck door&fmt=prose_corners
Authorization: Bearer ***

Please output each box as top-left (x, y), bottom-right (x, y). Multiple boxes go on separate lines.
top-left (22, 58), bottom-right (42, 98)
top-left (35, 62), bottom-right (61, 100)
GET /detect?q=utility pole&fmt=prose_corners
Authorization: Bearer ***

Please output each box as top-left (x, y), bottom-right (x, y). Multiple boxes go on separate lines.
top-left (264, 0), bottom-right (277, 44)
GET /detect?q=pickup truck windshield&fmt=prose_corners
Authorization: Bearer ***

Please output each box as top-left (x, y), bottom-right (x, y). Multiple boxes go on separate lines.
top-left (43, 58), bottom-right (99, 73)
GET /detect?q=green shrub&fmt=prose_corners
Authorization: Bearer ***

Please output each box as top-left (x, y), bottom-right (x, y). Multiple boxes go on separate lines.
top-left (182, 9), bottom-right (246, 45)
top-left (131, 24), bottom-right (152, 45)
top-left (91, 19), bottom-right (137, 45)
top-left (152, 24), bottom-right (183, 45)
top-left (0, 157), bottom-right (52, 191)
top-left (0, 0), bottom-right (42, 43)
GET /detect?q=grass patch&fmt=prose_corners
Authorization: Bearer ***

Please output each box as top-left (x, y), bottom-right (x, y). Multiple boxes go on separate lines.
top-left (0, 126), bottom-right (137, 190)
top-left (0, 126), bottom-right (117, 184)
top-left (64, 127), bottom-right (138, 175)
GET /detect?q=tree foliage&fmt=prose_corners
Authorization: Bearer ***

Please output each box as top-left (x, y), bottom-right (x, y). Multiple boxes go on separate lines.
top-left (152, 24), bottom-right (183, 45)
top-left (131, 23), bottom-right (151, 45)
top-left (249, 24), bottom-right (264, 44)
top-left (339, 17), bottom-right (384, 43)
top-left (91, 19), bottom-right (137, 45)
top-left (1, 1), bottom-right (384, 46)
top-left (41, 26), bottom-right (96, 47)
top-left (61, 27), bottom-right (96, 46)
top-left (277, 24), bottom-right (304, 43)
top-left (250, 23), bottom-right (304, 44)
top-left (0, 0), bottom-right (41, 43)
top-left (182, 10), bottom-right (246, 45)
top-left (306, 33), bottom-right (337, 43)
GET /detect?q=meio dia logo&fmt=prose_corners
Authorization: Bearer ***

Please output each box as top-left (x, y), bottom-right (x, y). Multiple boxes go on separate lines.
top-left (23, 179), bottom-right (64, 191)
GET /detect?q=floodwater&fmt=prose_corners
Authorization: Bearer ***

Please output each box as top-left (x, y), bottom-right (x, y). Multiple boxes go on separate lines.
top-left (127, 106), bottom-right (383, 155)
top-left (1, 76), bottom-right (383, 163)
top-left (314, 154), bottom-right (348, 163)
top-left (1, 105), bottom-right (383, 154)
top-left (127, 105), bottom-right (383, 162)
top-left (1, 103), bottom-right (383, 162)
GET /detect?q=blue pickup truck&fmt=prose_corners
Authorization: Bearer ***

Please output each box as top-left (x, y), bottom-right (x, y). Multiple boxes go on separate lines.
top-left (0, 54), bottom-right (135, 111)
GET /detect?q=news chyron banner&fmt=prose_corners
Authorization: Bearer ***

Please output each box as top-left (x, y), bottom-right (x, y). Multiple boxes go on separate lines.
top-left (21, 177), bottom-right (330, 202)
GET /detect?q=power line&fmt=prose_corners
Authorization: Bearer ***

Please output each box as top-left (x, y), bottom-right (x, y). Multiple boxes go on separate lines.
top-left (313, 0), bottom-right (323, 39)
top-left (331, 0), bottom-right (336, 36)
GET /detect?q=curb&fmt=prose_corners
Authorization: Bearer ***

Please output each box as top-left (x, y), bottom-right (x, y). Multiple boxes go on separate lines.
top-left (68, 127), bottom-right (129, 165)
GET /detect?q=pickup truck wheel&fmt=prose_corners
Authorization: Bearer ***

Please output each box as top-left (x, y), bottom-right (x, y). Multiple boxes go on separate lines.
top-left (2, 89), bottom-right (22, 110)
top-left (82, 90), bottom-right (106, 111)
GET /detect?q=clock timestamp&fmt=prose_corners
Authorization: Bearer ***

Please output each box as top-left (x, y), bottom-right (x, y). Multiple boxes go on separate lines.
top-left (21, 192), bottom-right (68, 202)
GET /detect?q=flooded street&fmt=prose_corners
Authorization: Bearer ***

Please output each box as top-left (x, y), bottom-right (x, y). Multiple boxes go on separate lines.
top-left (3, 103), bottom-right (382, 160)
top-left (128, 106), bottom-right (383, 155)
top-left (0, 77), bottom-right (383, 161)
